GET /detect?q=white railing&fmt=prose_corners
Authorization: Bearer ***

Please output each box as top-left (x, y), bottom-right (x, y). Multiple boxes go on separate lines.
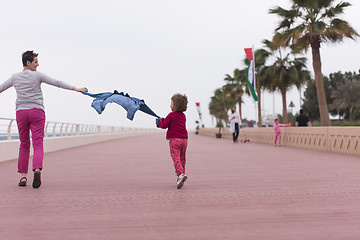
top-left (0, 117), bottom-right (158, 162)
top-left (0, 117), bottom-right (135, 141)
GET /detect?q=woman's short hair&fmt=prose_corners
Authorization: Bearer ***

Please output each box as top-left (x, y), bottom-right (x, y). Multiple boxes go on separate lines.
top-left (171, 93), bottom-right (188, 112)
top-left (22, 50), bottom-right (38, 67)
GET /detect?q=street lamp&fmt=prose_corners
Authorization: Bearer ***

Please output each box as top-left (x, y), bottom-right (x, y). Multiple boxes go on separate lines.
top-left (289, 101), bottom-right (295, 125)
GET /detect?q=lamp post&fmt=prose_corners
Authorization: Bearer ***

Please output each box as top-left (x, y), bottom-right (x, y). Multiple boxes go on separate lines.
top-left (289, 101), bottom-right (295, 126)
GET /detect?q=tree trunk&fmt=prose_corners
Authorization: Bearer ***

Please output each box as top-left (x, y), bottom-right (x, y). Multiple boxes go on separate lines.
top-left (349, 105), bottom-right (354, 121)
top-left (237, 96), bottom-right (243, 120)
top-left (257, 79), bottom-right (262, 127)
top-left (281, 88), bottom-right (288, 123)
top-left (311, 42), bottom-right (331, 126)
top-left (225, 110), bottom-right (229, 127)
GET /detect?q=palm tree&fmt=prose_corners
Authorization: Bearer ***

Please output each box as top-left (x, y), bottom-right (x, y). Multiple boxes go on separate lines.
top-left (330, 79), bottom-right (360, 121)
top-left (223, 69), bottom-right (249, 120)
top-left (261, 50), bottom-right (310, 123)
top-left (269, 0), bottom-right (359, 126)
top-left (209, 88), bottom-right (236, 127)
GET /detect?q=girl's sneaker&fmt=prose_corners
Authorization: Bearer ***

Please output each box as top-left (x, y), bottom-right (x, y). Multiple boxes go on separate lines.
top-left (176, 174), bottom-right (187, 189)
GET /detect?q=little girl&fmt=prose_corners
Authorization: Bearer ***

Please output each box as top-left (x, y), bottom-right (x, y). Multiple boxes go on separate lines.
top-left (157, 93), bottom-right (188, 189)
top-left (273, 118), bottom-right (288, 146)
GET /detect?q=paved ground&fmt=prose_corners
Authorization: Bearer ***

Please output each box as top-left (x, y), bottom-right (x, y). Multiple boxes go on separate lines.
top-left (1, 132), bottom-right (360, 240)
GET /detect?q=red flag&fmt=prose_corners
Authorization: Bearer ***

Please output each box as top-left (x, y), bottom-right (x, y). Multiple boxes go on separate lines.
top-left (244, 48), bottom-right (254, 61)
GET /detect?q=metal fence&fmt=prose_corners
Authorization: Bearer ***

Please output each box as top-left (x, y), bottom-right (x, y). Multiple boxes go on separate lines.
top-left (0, 117), bottom-right (131, 141)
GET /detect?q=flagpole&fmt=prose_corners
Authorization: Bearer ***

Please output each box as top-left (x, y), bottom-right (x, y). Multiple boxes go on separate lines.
top-left (253, 45), bottom-right (259, 126)
top-left (195, 102), bottom-right (203, 127)
top-left (273, 92), bottom-right (275, 115)
top-left (254, 101), bottom-right (257, 126)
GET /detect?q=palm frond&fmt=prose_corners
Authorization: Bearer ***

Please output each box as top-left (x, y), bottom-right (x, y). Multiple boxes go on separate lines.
top-left (270, 0), bottom-right (359, 53)
top-left (269, 7), bottom-right (297, 19)
top-left (255, 48), bottom-right (271, 67)
top-left (312, 21), bottom-right (327, 34)
top-left (224, 74), bottom-right (234, 82)
top-left (291, 35), bottom-right (311, 53)
top-left (328, 19), bottom-right (359, 39)
top-left (330, 1), bottom-right (351, 15)
top-left (317, 0), bottom-right (333, 9)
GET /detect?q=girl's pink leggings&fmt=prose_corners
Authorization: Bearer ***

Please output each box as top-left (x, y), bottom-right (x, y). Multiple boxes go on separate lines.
top-left (169, 138), bottom-right (188, 177)
top-left (16, 108), bottom-right (46, 173)
top-left (274, 132), bottom-right (281, 144)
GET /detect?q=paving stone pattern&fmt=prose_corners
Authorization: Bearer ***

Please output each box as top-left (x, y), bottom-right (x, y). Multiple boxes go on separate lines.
top-left (1, 133), bottom-right (360, 240)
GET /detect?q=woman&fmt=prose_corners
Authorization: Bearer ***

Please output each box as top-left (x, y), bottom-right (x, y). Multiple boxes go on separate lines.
top-left (0, 50), bottom-right (87, 188)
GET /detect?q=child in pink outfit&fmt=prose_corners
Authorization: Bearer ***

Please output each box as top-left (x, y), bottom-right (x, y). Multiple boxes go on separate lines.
top-left (157, 93), bottom-right (188, 189)
top-left (273, 118), bottom-right (288, 146)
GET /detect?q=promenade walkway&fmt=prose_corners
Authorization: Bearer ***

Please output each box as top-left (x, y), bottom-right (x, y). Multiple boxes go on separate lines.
top-left (1, 132), bottom-right (360, 240)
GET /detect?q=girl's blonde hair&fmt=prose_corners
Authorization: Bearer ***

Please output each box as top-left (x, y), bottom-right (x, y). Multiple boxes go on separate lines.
top-left (171, 93), bottom-right (188, 112)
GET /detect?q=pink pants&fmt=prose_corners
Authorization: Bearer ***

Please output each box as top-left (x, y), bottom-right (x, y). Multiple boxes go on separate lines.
top-left (274, 132), bottom-right (281, 144)
top-left (169, 138), bottom-right (188, 177)
top-left (16, 108), bottom-right (46, 173)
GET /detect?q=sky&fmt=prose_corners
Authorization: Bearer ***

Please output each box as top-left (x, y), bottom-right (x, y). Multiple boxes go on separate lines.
top-left (0, 0), bottom-right (359, 129)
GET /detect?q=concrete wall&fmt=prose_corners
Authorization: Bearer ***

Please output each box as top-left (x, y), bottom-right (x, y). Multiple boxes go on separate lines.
top-left (0, 131), bottom-right (152, 163)
top-left (198, 127), bottom-right (360, 156)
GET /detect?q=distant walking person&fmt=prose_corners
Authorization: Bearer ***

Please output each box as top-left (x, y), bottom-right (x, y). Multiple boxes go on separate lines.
top-left (0, 50), bottom-right (87, 188)
top-left (157, 93), bottom-right (188, 189)
top-left (229, 106), bottom-right (241, 143)
top-left (296, 109), bottom-right (312, 127)
top-left (273, 118), bottom-right (288, 146)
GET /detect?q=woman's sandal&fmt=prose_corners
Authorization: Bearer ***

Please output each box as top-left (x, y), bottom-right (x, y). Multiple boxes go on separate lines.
top-left (18, 177), bottom-right (27, 187)
top-left (32, 171), bottom-right (41, 188)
